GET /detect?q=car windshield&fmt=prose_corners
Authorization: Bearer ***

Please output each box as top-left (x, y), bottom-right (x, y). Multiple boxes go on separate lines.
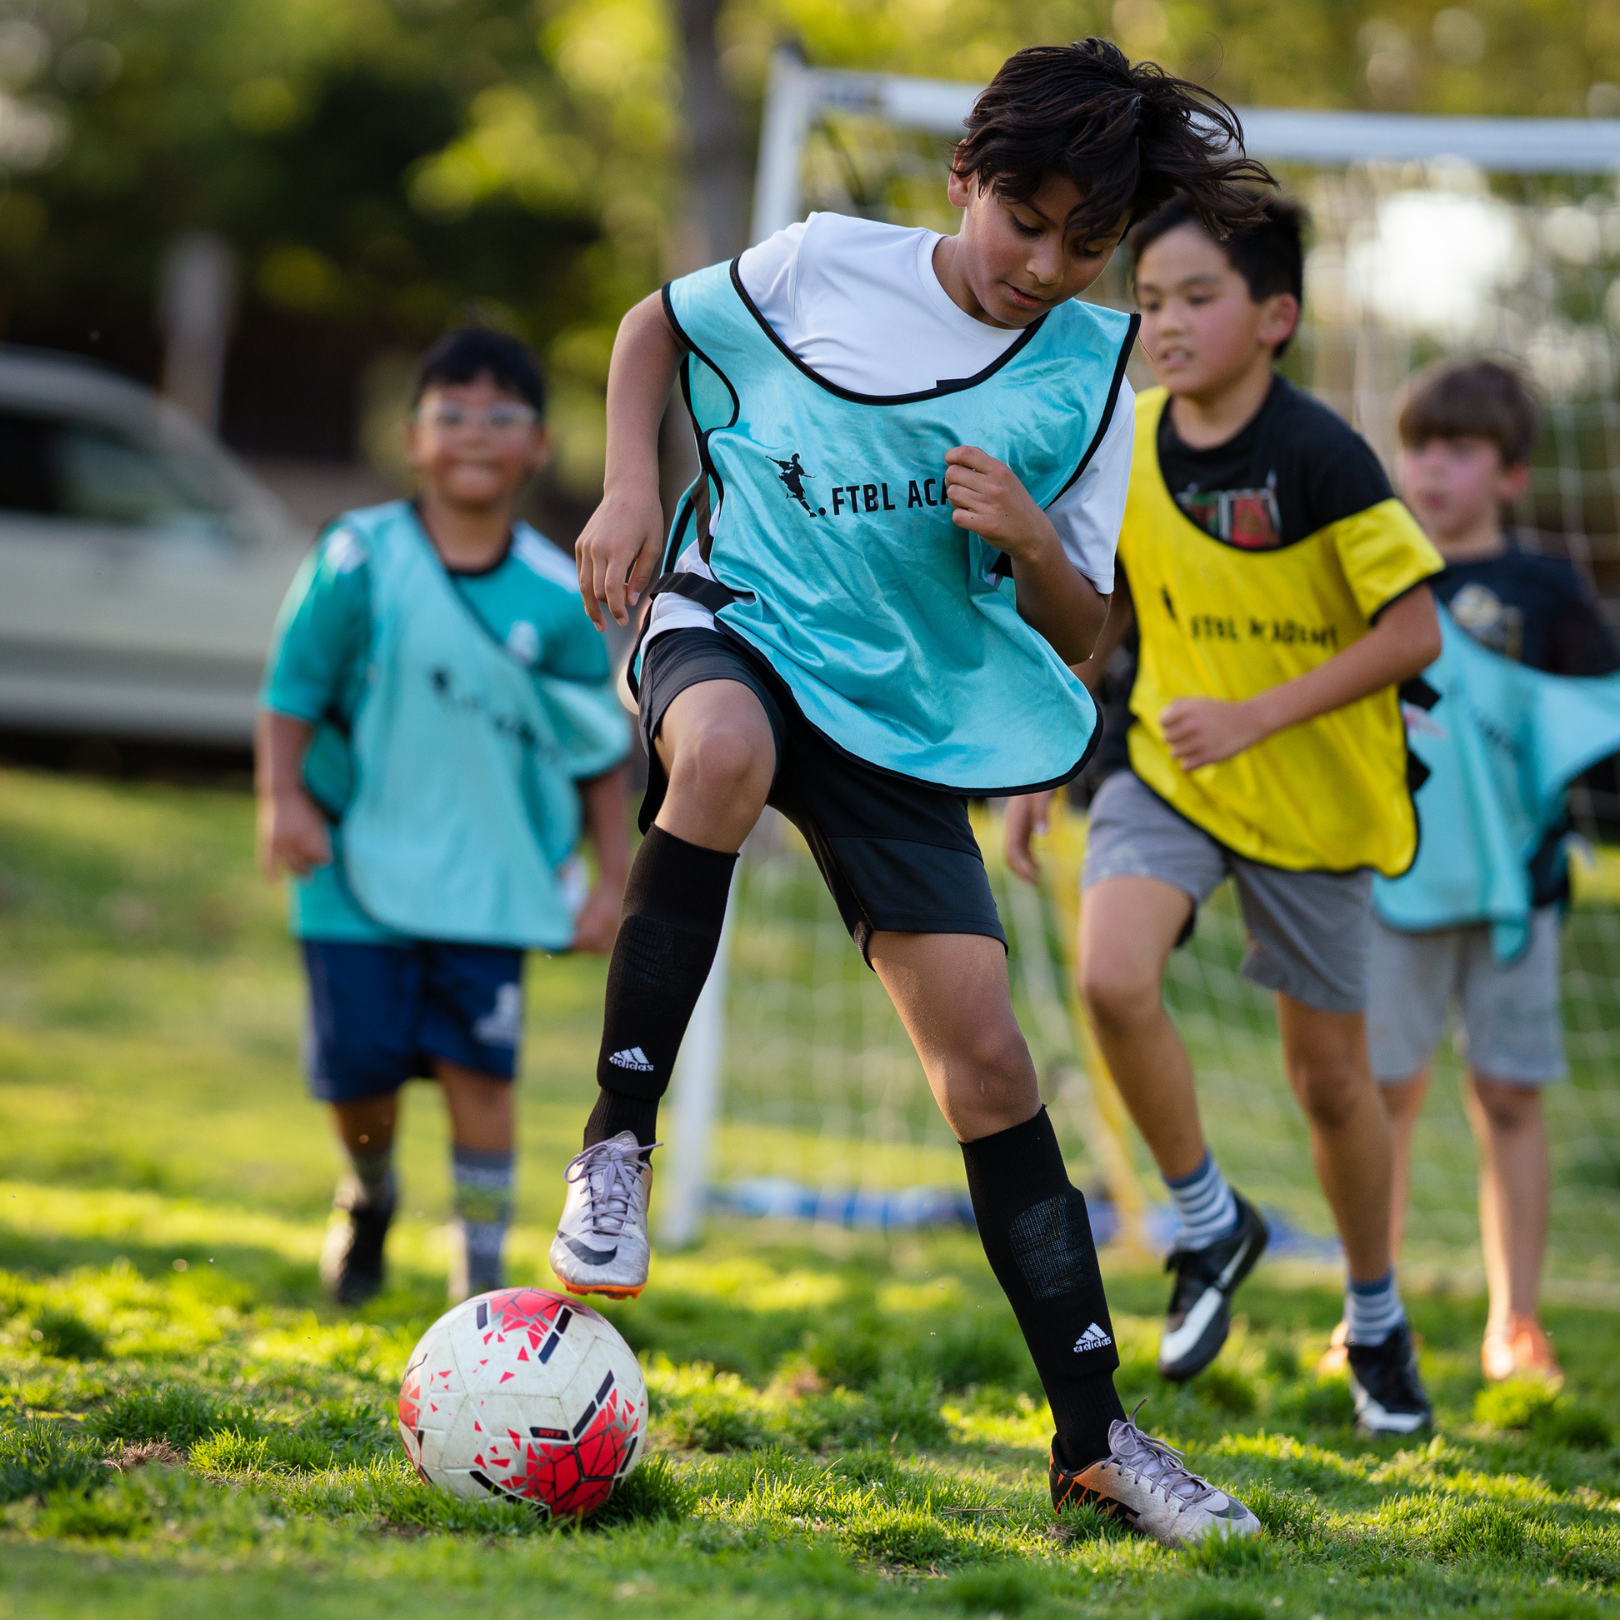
top-left (0, 407), bottom-right (233, 531)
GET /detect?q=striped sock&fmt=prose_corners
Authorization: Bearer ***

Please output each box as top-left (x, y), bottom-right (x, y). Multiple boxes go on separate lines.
top-left (452, 1145), bottom-right (514, 1293)
top-left (1164, 1150), bottom-right (1239, 1251)
top-left (1344, 1270), bottom-right (1406, 1346)
top-left (339, 1145), bottom-right (395, 1212)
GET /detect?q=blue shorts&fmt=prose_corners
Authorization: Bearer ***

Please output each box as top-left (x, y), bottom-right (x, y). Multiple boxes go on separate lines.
top-left (301, 940), bottom-right (526, 1102)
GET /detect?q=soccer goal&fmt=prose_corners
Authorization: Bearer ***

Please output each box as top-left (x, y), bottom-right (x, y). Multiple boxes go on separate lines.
top-left (658, 54), bottom-right (1620, 1301)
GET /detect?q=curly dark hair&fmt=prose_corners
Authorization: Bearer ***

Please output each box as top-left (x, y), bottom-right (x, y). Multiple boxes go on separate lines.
top-left (954, 39), bottom-right (1274, 247)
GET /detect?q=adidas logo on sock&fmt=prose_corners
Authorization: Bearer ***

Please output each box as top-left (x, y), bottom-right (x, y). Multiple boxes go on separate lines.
top-left (1074, 1322), bottom-right (1114, 1351)
top-left (608, 1047), bottom-right (655, 1072)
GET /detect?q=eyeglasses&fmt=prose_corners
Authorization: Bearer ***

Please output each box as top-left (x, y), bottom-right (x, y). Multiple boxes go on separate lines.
top-left (415, 403), bottom-right (539, 433)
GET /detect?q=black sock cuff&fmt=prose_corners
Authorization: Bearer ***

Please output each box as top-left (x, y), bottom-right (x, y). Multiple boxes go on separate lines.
top-left (585, 1089), bottom-right (661, 1149)
top-left (960, 1106), bottom-right (1070, 1205)
top-left (626, 825), bottom-right (737, 931)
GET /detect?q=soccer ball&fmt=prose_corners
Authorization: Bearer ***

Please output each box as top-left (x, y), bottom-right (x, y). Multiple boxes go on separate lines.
top-left (398, 1286), bottom-right (648, 1519)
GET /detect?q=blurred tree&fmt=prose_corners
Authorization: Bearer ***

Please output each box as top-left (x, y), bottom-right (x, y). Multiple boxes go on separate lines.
top-left (0, 0), bottom-right (1610, 502)
top-left (0, 0), bottom-right (675, 499)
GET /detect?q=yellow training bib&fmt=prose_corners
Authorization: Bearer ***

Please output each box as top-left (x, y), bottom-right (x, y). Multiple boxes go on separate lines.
top-left (1121, 387), bottom-right (1442, 876)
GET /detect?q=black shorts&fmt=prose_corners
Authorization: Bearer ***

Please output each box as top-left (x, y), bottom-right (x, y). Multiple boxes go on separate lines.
top-left (637, 627), bottom-right (1005, 960)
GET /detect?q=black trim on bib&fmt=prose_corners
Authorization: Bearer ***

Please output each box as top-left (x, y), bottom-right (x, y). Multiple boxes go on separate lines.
top-left (727, 258), bottom-right (1049, 406)
top-left (660, 491), bottom-right (696, 577)
top-left (648, 571), bottom-right (746, 616)
top-left (625, 570), bottom-right (750, 699)
top-left (1052, 312), bottom-right (1140, 503)
top-left (661, 282), bottom-right (740, 565)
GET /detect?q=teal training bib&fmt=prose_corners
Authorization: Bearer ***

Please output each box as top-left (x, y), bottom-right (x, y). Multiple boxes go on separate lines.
top-left (655, 259), bottom-right (1135, 794)
top-left (1374, 608), bottom-right (1620, 961)
top-left (321, 503), bottom-right (627, 950)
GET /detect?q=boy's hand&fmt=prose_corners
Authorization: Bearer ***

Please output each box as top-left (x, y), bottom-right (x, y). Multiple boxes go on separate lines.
top-left (577, 483), bottom-right (666, 631)
top-left (1004, 789), bottom-right (1057, 886)
top-left (257, 787), bottom-right (332, 879)
top-left (569, 881), bottom-right (622, 954)
top-left (943, 446), bottom-right (1059, 562)
top-left (1159, 696), bottom-right (1267, 771)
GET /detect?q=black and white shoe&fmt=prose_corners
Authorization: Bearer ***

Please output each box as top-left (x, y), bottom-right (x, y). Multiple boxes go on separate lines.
top-left (1157, 1193), bottom-right (1269, 1382)
top-left (319, 1192), bottom-right (394, 1306)
top-left (1346, 1321), bottom-right (1432, 1435)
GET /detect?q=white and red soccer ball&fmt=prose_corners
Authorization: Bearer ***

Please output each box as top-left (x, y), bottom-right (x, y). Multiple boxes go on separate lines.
top-left (398, 1287), bottom-right (648, 1519)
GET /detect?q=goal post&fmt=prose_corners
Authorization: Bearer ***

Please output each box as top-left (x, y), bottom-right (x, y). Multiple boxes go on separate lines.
top-left (657, 62), bottom-right (1620, 1288)
top-left (750, 48), bottom-right (1620, 244)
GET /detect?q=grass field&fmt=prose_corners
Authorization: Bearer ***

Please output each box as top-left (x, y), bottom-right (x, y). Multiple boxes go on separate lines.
top-left (3, 766), bottom-right (1620, 1619)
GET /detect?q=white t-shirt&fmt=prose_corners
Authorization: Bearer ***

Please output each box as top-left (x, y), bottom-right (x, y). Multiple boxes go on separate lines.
top-left (644, 211), bottom-right (1134, 645)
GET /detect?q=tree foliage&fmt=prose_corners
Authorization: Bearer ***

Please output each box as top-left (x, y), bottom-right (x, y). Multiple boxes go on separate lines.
top-left (0, 0), bottom-right (1612, 487)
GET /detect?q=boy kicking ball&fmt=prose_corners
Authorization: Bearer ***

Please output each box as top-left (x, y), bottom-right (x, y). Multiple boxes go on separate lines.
top-left (1009, 197), bottom-right (1445, 1435)
top-left (1346, 359), bottom-right (1620, 1387)
top-left (552, 40), bottom-right (1271, 1548)
top-left (257, 328), bottom-right (632, 1307)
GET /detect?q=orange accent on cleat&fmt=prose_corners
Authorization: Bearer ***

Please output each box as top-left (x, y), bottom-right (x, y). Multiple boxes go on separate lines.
top-left (563, 1281), bottom-right (644, 1300)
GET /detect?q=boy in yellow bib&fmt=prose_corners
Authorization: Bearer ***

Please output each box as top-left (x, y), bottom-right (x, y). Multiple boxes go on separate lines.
top-left (1008, 197), bottom-right (1444, 1435)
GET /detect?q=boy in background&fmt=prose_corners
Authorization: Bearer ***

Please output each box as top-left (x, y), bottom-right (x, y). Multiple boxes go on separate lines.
top-left (557, 41), bottom-right (1271, 1546)
top-left (257, 329), bottom-right (631, 1307)
top-left (1009, 197), bottom-right (1444, 1434)
top-left (1353, 358), bottom-right (1620, 1385)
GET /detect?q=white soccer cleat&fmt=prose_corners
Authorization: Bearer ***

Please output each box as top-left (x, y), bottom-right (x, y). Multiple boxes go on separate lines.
top-left (548, 1132), bottom-right (655, 1300)
top-left (1050, 1405), bottom-right (1261, 1549)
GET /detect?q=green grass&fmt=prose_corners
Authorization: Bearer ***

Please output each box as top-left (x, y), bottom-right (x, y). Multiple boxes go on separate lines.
top-left (1, 765), bottom-right (1619, 1617)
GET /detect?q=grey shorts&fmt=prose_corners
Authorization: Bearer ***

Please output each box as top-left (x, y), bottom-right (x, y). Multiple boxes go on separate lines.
top-left (1366, 909), bottom-right (1566, 1085)
top-left (1081, 770), bottom-right (1372, 1014)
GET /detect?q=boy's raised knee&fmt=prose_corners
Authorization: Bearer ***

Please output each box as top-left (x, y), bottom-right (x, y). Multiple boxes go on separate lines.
top-left (679, 722), bottom-right (770, 788)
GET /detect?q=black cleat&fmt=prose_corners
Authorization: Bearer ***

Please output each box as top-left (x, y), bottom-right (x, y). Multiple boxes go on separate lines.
top-left (1157, 1193), bottom-right (1269, 1382)
top-left (319, 1195), bottom-right (394, 1306)
top-left (1346, 1321), bottom-right (1432, 1436)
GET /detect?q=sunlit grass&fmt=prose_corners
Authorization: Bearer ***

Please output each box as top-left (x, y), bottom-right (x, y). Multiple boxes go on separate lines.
top-left (1, 766), bottom-right (1619, 1615)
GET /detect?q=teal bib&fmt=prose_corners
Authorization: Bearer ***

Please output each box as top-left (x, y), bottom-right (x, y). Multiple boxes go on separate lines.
top-left (316, 504), bottom-right (626, 950)
top-left (654, 260), bottom-right (1135, 794)
top-left (1374, 608), bottom-right (1620, 960)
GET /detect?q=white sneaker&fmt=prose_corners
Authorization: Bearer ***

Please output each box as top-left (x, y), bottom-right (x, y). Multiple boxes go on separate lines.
top-left (1050, 1405), bottom-right (1261, 1549)
top-left (547, 1131), bottom-right (656, 1300)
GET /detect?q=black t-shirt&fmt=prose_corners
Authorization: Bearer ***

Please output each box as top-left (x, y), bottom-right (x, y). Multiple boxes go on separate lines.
top-left (1430, 545), bottom-right (1619, 677)
top-left (1155, 374), bottom-right (1395, 551)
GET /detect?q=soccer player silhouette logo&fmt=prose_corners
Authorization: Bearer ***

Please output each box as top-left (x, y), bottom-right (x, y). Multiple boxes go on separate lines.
top-left (770, 453), bottom-right (821, 517)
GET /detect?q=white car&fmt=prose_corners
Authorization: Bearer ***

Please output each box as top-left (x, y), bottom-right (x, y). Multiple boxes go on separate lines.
top-left (0, 347), bottom-right (310, 745)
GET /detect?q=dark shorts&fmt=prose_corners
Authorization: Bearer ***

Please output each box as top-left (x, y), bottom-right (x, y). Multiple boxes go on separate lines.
top-left (301, 939), bottom-right (526, 1102)
top-left (637, 626), bottom-right (1005, 960)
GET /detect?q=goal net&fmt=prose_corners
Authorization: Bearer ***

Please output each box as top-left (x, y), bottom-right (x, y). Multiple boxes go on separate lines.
top-left (658, 54), bottom-right (1620, 1299)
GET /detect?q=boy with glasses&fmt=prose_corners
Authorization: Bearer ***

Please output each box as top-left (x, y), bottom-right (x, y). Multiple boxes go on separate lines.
top-left (257, 328), bottom-right (632, 1306)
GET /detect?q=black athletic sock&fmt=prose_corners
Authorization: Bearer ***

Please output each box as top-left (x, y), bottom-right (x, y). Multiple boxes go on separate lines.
top-left (594, 825), bottom-right (737, 1101)
top-left (960, 1107), bottom-right (1126, 1470)
top-left (584, 1089), bottom-right (661, 1150)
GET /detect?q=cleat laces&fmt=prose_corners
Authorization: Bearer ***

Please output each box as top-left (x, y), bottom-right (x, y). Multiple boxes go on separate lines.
top-left (1115, 1402), bottom-right (1218, 1508)
top-left (564, 1139), bottom-right (661, 1239)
